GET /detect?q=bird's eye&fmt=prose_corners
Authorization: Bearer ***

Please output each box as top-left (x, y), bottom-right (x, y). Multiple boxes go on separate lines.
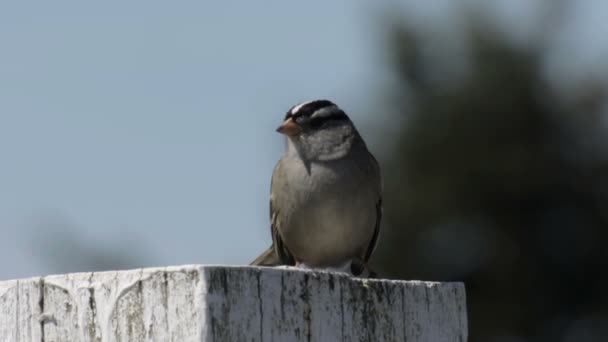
top-left (309, 111), bottom-right (348, 129)
top-left (309, 116), bottom-right (327, 128)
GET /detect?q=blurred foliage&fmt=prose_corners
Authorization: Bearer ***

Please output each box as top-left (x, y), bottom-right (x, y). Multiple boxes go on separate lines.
top-left (372, 6), bottom-right (608, 342)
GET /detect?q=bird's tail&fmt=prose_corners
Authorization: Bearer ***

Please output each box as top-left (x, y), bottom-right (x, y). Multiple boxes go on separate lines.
top-left (250, 246), bottom-right (282, 266)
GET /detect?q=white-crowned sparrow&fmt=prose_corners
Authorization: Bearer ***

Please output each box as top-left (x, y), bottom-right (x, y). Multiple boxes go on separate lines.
top-left (251, 100), bottom-right (382, 277)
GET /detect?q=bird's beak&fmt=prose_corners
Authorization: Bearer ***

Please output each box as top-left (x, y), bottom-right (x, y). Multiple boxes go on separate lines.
top-left (276, 117), bottom-right (301, 136)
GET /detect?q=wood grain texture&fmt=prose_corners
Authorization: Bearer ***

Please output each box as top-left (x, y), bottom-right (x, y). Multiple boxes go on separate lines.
top-left (0, 265), bottom-right (467, 341)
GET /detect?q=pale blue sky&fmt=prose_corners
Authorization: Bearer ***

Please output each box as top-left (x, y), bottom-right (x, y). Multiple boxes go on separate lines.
top-left (1, 1), bottom-right (606, 279)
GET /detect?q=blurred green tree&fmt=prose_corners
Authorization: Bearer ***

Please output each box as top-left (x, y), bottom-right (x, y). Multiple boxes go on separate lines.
top-left (372, 7), bottom-right (608, 342)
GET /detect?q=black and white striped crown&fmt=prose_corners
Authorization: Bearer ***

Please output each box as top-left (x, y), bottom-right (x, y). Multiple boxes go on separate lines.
top-left (284, 100), bottom-right (348, 123)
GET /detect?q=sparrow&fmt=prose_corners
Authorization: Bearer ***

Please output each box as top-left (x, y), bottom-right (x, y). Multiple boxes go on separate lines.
top-left (251, 100), bottom-right (382, 277)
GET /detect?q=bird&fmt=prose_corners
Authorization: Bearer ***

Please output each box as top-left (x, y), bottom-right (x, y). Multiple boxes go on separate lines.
top-left (250, 99), bottom-right (382, 277)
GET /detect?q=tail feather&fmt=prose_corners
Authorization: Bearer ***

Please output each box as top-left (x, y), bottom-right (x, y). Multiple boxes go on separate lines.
top-left (250, 246), bottom-right (282, 266)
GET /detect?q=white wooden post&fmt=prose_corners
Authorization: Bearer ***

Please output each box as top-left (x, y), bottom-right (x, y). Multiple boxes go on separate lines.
top-left (0, 265), bottom-right (467, 341)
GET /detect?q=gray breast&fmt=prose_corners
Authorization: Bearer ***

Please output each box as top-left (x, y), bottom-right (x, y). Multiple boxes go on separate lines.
top-left (272, 151), bottom-right (379, 267)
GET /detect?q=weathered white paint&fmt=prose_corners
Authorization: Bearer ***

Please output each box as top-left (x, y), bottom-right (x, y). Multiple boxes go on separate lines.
top-left (0, 265), bottom-right (467, 341)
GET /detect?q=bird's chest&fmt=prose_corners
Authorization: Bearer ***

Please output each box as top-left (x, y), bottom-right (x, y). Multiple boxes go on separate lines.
top-left (278, 158), bottom-right (365, 214)
top-left (273, 158), bottom-right (375, 265)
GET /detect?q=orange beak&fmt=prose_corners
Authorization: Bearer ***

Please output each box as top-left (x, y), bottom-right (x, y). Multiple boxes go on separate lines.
top-left (276, 117), bottom-right (301, 136)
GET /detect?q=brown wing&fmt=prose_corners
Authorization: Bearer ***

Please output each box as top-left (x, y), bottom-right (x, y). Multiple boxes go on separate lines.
top-left (249, 197), bottom-right (281, 266)
top-left (363, 153), bottom-right (382, 262)
top-left (270, 198), bottom-right (296, 265)
top-left (363, 197), bottom-right (382, 262)
top-left (250, 197), bottom-right (295, 266)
